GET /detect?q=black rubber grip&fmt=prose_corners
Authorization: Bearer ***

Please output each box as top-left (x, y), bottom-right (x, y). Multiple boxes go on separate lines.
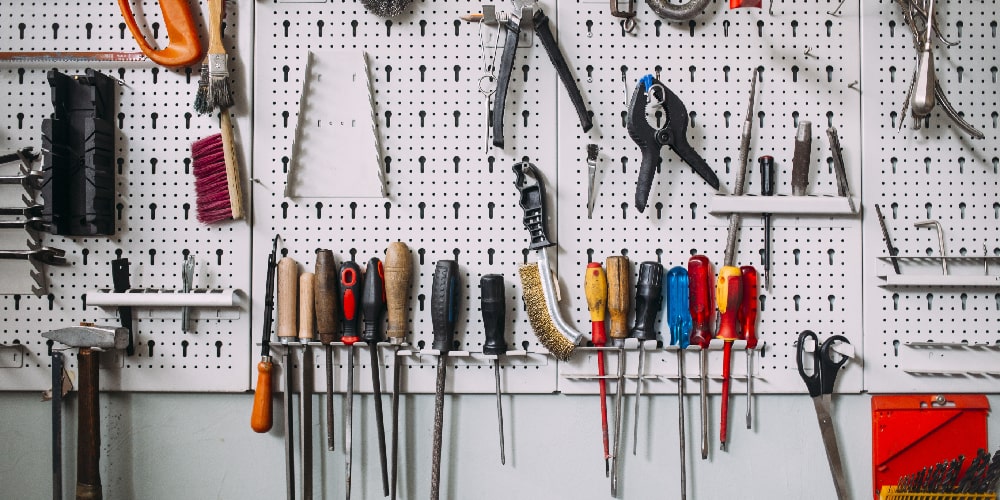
top-left (634, 139), bottom-right (658, 213)
top-left (491, 19), bottom-right (521, 149)
top-left (533, 9), bottom-right (592, 133)
top-left (512, 162), bottom-right (553, 249)
top-left (480, 274), bottom-right (508, 356)
top-left (759, 155), bottom-right (775, 196)
top-left (431, 260), bottom-right (460, 353)
top-left (360, 257), bottom-right (386, 344)
top-left (339, 260), bottom-right (364, 343)
top-left (630, 261), bottom-right (663, 341)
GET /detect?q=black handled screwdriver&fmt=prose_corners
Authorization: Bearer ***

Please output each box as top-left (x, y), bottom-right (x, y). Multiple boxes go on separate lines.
top-left (340, 260), bottom-right (364, 500)
top-left (430, 260), bottom-right (460, 500)
top-left (759, 155), bottom-right (775, 290)
top-left (361, 257), bottom-right (390, 496)
top-left (481, 274), bottom-right (508, 465)
top-left (630, 261), bottom-right (663, 455)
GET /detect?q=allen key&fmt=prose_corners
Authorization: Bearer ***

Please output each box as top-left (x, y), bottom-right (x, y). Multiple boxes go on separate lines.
top-left (914, 220), bottom-right (948, 275)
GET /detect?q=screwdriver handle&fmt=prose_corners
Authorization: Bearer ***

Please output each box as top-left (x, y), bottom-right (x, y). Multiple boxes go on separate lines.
top-left (298, 272), bottom-right (316, 342)
top-left (759, 155), bottom-right (775, 197)
top-left (277, 257), bottom-right (299, 341)
top-left (361, 257), bottom-right (387, 344)
top-left (431, 260), bottom-right (461, 353)
top-left (340, 261), bottom-right (364, 346)
top-left (687, 255), bottom-right (714, 348)
top-left (584, 262), bottom-right (608, 347)
top-left (716, 266), bottom-right (742, 341)
top-left (631, 261), bottom-right (663, 342)
top-left (740, 266), bottom-right (759, 349)
top-left (384, 242), bottom-right (413, 344)
top-left (314, 250), bottom-right (340, 345)
top-left (481, 275), bottom-right (507, 356)
top-left (251, 359), bottom-right (274, 433)
top-left (606, 256), bottom-right (631, 345)
top-left (666, 266), bottom-right (691, 349)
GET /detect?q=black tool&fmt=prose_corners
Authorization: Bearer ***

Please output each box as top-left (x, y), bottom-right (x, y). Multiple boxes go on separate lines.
top-left (875, 204), bottom-right (901, 275)
top-left (797, 330), bottom-right (851, 500)
top-left (111, 258), bottom-right (134, 356)
top-left (630, 261), bottom-right (662, 454)
top-left (51, 350), bottom-right (64, 500)
top-left (430, 260), bottom-right (460, 500)
top-left (480, 274), bottom-right (508, 465)
top-left (361, 257), bottom-right (390, 496)
top-left (251, 235), bottom-right (281, 433)
top-left (627, 74), bottom-right (719, 212)
top-left (759, 155), bottom-right (775, 290)
top-left (492, 8), bottom-right (592, 148)
top-left (340, 259), bottom-right (364, 500)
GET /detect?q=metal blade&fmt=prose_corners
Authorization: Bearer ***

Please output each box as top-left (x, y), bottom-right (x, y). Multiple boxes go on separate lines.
top-left (813, 396), bottom-right (848, 500)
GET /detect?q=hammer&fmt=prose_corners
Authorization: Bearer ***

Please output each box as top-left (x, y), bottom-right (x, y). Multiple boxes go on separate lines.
top-left (43, 324), bottom-right (128, 500)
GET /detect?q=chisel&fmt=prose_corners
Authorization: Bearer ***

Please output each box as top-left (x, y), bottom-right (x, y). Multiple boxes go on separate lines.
top-left (584, 262), bottom-right (610, 475)
top-left (361, 257), bottom-right (390, 496)
top-left (480, 274), bottom-right (508, 465)
top-left (340, 260), bottom-right (364, 500)
top-left (606, 255), bottom-right (630, 496)
top-left (298, 272), bottom-right (316, 500)
top-left (251, 235), bottom-right (280, 433)
top-left (716, 266), bottom-right (741, 452)
top-left (791, 121), bottom-right (812, 196)
top-left (631, 261), bottom-right (663, 455)
top-left (314, 250), bottom-right (340, 451)
top-left (740, 266), bottom-right (759, 430)
top-left (687, 255), bottom-right (714, 459)
top-left (384, 242), bottom-right (413, 500)
top-left (430, 260), bottom-right (460, 500)
top-left (277, 256), bottom-right (300, 500)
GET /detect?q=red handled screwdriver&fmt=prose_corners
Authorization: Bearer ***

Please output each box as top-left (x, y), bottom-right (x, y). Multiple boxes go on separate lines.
top-left (716, 266), bottom-right (742, 451)
top-left (740, 266), bottom-right (759, 429)
top-left (687, 255), bottom-right (714, 459)
top-left (340, 260), bottom-right (364, 500)
top-left (584, 262), bottom-right (610, 475)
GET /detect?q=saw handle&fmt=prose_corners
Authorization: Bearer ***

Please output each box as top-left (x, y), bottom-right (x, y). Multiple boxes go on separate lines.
top-left (116, 0), bottom-right (203, 67)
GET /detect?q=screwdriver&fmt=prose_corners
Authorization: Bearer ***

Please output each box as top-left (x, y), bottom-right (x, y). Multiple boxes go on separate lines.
top-left (759, 155), bottom-right (775, 290)
top-left (740, 266), bottom-right (759, 430)
top-left (583, 262), bottom-right (610, 475)
top-left (384, 241), bottom-right (413, 500)
top-left (339, 260), bottom-right (364, 500)
top-left (298, 271), bottom-right (316, 500)
top-left (631, 261), bottom-right (663, 455)
top-left (687, 255), bottom-right (714, 459)
top-left (430, 260), bottom-right (460, 500)
top-left (716, 266), bottom-right (742, 452)
top-left (383, 242), bottom-right (412, 500)
top-left (666, 266), bottom-right (691, 500)
top-left (276, 256), bottom-right (299, 500)
top-left (361, 257), bottom-right (390, 496)
top-left (251, 235), bottom-right (280, 433)
top-left (480, 274), bottom-right (508, 465)
top-left (606, 255), bottom-right (630, 497)
top-left (314, 250), bottom-right (340, 451)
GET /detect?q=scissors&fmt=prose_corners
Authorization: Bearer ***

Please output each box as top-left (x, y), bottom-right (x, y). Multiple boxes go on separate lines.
top-left (797, 330), bottom-right (851, 500)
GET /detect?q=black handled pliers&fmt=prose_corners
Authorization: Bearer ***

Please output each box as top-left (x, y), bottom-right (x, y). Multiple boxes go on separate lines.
top-left (627, 75), bottom-right (719, 213)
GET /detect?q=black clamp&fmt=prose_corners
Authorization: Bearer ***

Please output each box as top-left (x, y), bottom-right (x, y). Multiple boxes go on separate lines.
top-left (626, 74), bottom-right (719, 213)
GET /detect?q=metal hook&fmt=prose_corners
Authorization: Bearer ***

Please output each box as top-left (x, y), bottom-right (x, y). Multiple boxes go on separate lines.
top-left (827, 0), bottom-right (847, 16)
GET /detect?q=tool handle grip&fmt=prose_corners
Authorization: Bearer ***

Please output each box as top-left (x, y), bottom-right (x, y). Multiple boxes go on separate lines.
top-left (116, 0), bottom-right (202, 67)
top-left (666, 266), bottom-right (691, 349)
top-left (585, 262), bottom-right (608, 346)
top-left (431, 260), bottom-right (461, 353)
top-left (481, 274), bottom-right (508, 356)
top-left (491, 19), bottom-right (520, 148)
top-left (298, 272), bottom-right (316, 341)
top-left (606, 256), bottom-right (631, 342)
top-left (532, 10), bottom-right (592, 133)
top-left (631, 261), bottom-right (663, 341)
top-left (207, 0), bottom-right (225, 54)
top-left (759, 155), bottom-right (775, 197)
top-left (250, 359), bottom-right (274, 433)
top-left (361, 257), bottom-right (386, 344)
top-left (276, 257), bottom-right (299, 340)
top-left (634, 141), bottom-right (658, 213)
top-left (687, 255), bottom-right (714, 348)
top-left (671, 139), bottom-right (721, 190)
top-left (715, 267), bottom-right (742, 341)
top-left (512, 162), bottom-right (553, 250)
top-left (340, 261), bottom-right (363, 344)
top-left (314, 250), bottom-right (340, 344)
top-left (77, 348), bottom-right (102, 498)
top-left (740, 266), bottom-right (759, 349)
top-left (384, 242), bottom-right (413, 342)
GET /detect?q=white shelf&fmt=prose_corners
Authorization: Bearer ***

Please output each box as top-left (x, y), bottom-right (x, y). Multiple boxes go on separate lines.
top-left (709, 194), bottom-right (857, 215)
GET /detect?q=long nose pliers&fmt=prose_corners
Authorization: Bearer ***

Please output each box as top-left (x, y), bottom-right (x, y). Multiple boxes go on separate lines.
top-left (627, 75), bottom-right (719, 213)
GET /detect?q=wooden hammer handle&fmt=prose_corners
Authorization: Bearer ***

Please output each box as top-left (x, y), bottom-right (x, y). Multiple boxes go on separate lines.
top-left (77, 347), bottom-right (102, 500)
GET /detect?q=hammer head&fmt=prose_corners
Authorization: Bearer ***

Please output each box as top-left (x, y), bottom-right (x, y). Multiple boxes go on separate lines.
top-left (42, 325), bottom-right (129, 350)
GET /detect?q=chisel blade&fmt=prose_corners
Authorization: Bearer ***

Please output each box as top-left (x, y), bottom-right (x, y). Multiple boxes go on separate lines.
top-left (791, 121), bottom-right (812, 196)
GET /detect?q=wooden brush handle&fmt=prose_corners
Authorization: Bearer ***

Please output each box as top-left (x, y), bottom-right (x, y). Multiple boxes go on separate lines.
top-left (219, 111), bottom-right (245, 220)
top-left (298, 272), bottom-right (316, 341)
top-left (384, 242), bottom-right (413, 343)
top-left (277, 257), bottom-right (299, 340)
top-left (207, 0), bottom-right (225, 55)
top-left (606, 256), bottom-right (631, 342)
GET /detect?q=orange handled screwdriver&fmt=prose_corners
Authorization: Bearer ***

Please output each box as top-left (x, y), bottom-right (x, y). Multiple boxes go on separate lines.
top-left (740, 266), bottom-right (759, 429)
top-left (716, 266), bottom-right (742, 451)
top-left (251, 235), bottom-right (280, 433)
top-left (584, 262), bottom-right (610, 476)
top-left (687, 255), bottom-right (714, 459)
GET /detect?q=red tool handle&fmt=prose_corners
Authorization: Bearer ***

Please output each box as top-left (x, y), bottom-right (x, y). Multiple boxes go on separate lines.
top-left (340, 261), bottom-right (364, 346)
top-left (717, 266), bottom-right (742, 448)
top-left (687, 255), bottom-right (714, 348)
top-left (740, 266), bottom-right (759, 349)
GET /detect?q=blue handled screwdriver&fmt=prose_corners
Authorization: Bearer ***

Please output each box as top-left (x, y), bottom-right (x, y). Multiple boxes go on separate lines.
top-left (667, 266), bottom-right (691, 500)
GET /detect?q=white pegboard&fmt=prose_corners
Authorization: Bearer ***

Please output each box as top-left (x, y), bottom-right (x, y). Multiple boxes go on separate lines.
top-left (0, 0), bottom-right (254, 391)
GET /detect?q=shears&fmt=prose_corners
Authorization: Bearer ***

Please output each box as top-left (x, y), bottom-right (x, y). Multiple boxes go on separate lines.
top-left (797, 329), bottom-right (851, 500)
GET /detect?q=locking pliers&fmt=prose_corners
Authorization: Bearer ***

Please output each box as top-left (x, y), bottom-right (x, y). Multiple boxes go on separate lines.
top-left (627, 75), bottom-right (719, 213)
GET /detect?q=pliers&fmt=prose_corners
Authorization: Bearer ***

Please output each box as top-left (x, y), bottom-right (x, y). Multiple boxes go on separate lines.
top-left (627, 75), bottom-right (719, 213)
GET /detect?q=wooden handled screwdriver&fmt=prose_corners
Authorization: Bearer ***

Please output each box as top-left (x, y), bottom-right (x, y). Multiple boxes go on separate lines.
top-left (276, 256), bottom-right (299, 500)
top-left (584, 262), bottom-right (610, 476)
top-left (715, 266), bottom-right (742, 452)
top-left (314, 250), bottom-right (340, 451)
top-left (606, 255), bottom-right (630, 497)
top-left (298, 272), bottom-right (316, 500)
top-left (251, 235), bottom-right (280, 433)
top-left (383, 242), bottom-right (412, 500)
top-left (361, 257), bottom-right (390, 496)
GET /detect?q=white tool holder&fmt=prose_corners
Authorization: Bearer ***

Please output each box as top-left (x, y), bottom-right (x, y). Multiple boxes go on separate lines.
top-left (0, 0), bottom-right (996, 394)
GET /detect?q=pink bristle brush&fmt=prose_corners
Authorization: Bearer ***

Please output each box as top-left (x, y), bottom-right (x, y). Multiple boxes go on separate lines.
top-left (191, 112), bottom-right (245, 223)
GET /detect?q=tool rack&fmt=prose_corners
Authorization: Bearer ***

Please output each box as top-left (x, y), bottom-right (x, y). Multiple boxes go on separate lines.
top-left (0, 0), bottom-right (996, 398)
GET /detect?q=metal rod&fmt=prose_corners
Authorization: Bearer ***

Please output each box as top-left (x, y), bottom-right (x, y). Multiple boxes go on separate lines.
top-left (493, 359), bottom-right (506, 465)
top-left (300, 345), bottom-right (312, 500)
top-left (390, 346), bottom-right (401, 500)
top-left (283, 348), bottom-right (296, 500)
top-left (369, 345), bottom-right (390, 496)
top-left (677, 350), bottom-right (687, 500)
top-left (430, 355), bottom-right (448, 500)
top-left (631, 343), bottom-right (645, 455)
top-left (611, 346), bottom-right (626, 496)
top-left (345, 346), bottom-right (354, 500)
